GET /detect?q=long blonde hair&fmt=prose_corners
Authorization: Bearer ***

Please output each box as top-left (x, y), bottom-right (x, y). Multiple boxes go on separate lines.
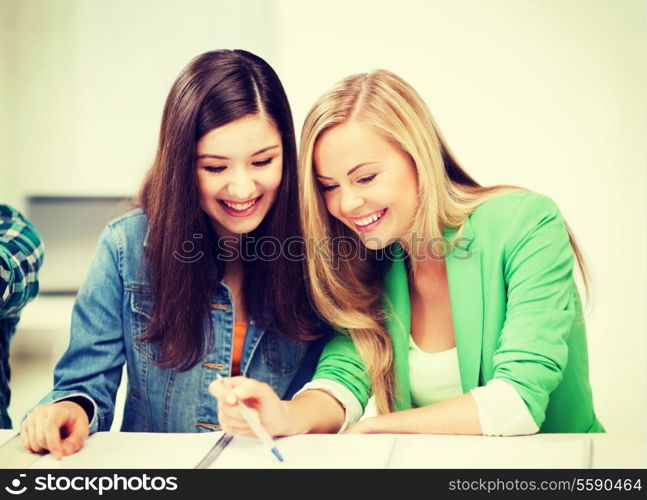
top-left (298, 70), bottom-right (589, 414)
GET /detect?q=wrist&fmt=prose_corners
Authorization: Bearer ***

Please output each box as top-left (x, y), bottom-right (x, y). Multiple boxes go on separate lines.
top-left (279, 400), bottom-right (303, 436)
top-left (366, 416), bottom-right (384, 433)
top-left (57, 396), bottom-right (94, 423)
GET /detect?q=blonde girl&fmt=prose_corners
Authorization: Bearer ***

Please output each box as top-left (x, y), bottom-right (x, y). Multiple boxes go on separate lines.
top-left (211, 70), bottom-right (603, 437)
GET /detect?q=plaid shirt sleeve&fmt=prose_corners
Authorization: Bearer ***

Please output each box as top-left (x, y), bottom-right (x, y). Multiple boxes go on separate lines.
top-left (0, 205), bottom-right (44, 318)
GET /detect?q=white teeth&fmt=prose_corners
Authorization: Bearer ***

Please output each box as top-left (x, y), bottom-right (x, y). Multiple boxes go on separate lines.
top-left (223, 198), bottom-right (257, 211)
top-left (355, 211), bottom-right (383, 227)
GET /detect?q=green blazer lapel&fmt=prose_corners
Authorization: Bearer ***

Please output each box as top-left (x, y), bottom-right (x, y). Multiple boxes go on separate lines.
top-left (445, 219), bottom-right (484, 393)
top-left (382, 243), bottom-right (412, 411)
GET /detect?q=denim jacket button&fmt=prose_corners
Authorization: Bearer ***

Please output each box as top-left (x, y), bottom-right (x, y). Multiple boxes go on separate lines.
top-left (202, 363), bottom-right (226, 370)
top-left (196, 422), bottom-right (220, 431)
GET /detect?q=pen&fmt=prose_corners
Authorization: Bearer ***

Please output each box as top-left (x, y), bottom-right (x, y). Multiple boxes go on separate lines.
top-left (216, 374), bottom-right (284, 462)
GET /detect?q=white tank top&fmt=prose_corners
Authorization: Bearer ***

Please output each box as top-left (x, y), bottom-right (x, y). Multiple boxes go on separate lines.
top-left (409, 335), bottom-right (463, 407)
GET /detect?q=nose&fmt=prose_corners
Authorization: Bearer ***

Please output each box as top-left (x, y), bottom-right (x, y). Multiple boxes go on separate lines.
top-left (339, 187), bottom-right (365, 216)
top-left (226, 168), bottom-right (256, 200)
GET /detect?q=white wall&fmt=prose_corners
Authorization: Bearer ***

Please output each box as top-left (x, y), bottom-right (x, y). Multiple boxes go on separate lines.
top-left (272, 0), bottom-right (646, 433)
top-left (5, 0), bottom-right (274, 199)
top-left (0, 0), bottom-right (19, 209)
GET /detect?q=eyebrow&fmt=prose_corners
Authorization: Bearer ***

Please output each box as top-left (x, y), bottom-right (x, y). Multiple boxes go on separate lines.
top-left (196, 144), bottom-right (279, 160)
top-left (316, 161), bottom-right (379, 180)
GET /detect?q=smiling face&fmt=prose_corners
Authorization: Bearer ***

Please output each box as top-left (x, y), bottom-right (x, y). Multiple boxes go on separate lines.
top-left (314, 119), bottom-right (419, 249)
top-left (196, 114), bottom-right (283, 238)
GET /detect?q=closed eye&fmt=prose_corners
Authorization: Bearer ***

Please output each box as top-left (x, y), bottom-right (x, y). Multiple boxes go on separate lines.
top-left (252, 158), bottom-right (273, 167)
top-left (203, 166), bottom-right (226, 173)
top-left (320, 184), bottom-right (338, 192)
top-left (357, 174), bottom-right (377, 184)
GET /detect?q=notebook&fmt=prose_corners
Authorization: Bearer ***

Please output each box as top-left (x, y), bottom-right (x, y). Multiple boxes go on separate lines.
top-left (31, 432), bottom-right (222, 469)
top-left (23, 432), bottom-right (395, 469)
top-left (208, 434), bottom-right (396, 469)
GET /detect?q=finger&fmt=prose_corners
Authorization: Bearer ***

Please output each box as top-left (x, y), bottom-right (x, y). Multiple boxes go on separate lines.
top-left (26, 416), bottom-right (43, 453)
top-left (218, 413), bottom-right (247, 429)
top-left (33, 416), bottom-right (51, 453)
top-left (20, 418), bottom-right (31, 451)
top-left (61, 414), bottom-right (89, 456)
top-left (44, 405), bottom-right (79, 459)
top-left (35, 435), bottom-right (48, 452)
top-left (224, 377), bottom-right (240, 389)
top-left (209, 379), bottom-right (238, 405)
top-left (238, 405), bottom-right (261, 422)
top-left (208, 378), bottom-right (227, 397)
top-left (217, 401), bottom-right (248, 424)
top-left (43, 417), bottom-right (64, 460)
top-left (230, 378), bottom-right (273, 402)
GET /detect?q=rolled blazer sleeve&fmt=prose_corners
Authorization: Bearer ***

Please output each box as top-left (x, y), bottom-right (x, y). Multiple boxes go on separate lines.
top-left (493, 194), bottom-right (578, 428)
top-left (311, 330), bottom-right (372, 412)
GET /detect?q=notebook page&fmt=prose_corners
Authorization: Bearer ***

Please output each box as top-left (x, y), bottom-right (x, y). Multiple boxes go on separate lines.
top-left (210, 433), bottom-right (395, 469)
top-left (388, 434), bottom-right (592, 468)
top-left (32, 431), bottom-right (223, 469)
top-left (0, 430), bottom-right (18, 448)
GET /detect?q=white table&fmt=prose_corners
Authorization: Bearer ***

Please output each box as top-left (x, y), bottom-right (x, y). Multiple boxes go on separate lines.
top-left (0, 430), bottom-right (643, 469)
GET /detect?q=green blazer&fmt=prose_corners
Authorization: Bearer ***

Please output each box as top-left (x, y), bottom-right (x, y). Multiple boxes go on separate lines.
top-left (313, 192), bottom-right (604, 433)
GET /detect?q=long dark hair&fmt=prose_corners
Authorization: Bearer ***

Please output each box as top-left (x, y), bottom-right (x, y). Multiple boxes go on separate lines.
top-left (139, 49), bottom-right (319, 370)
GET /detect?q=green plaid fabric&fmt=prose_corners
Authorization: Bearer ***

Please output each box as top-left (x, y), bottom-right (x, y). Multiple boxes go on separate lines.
top-left (0, 205), bottom-right (44, 317)
top-left (0, 204), bottom-right (44, 428)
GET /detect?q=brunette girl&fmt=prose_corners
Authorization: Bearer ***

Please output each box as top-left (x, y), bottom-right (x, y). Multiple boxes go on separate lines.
top-left (22, 50), bottom-right (329, 458)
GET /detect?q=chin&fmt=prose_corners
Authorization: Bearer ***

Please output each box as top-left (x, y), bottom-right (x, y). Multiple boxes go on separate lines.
top-left (231, 222), bottom-right (262, 235)
top-left (210, 217), bottom-right (262, 238)
top-left (360, 234), bottom-right (389, 251)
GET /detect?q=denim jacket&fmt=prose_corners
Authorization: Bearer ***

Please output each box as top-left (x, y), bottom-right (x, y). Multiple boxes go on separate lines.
top-left (33, 209), bottom-right (329, 434)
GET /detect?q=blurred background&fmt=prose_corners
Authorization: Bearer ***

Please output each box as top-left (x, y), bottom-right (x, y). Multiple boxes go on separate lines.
top-left (1, 0), bottom-right (644, 435)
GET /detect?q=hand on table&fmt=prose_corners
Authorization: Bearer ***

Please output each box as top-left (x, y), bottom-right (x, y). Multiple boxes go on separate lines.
top-left (21, 401), bottom-right (90, 460)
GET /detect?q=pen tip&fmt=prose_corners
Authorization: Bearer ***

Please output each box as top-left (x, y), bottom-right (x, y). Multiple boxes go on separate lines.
top-left (272, 448), bottom-right (284, 462)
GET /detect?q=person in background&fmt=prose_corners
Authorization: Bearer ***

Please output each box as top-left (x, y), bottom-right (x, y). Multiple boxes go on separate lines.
top-left (20, 49), bottom-right (330, 459)
top-left (211, 69), bottom-right (603, 437)
top-left (0, 204), bottom-right (44, 429)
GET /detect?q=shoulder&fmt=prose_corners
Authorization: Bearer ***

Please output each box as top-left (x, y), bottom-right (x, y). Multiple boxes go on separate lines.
top-left (0, 204), bottom-right (20, 220)
top-left (99, 208), bottom-right (150, 283)
top-left (471, 190), bottom-right (561, 225)
top-left (0, 204), bottom-right (37, 235)
top-left (103, 208), bottom-right (149, 246)
top-left (469, 190), bottom-right (562, 236)
top-left (0, 204), bottom-right (43, 258)
top-left (465, 190), bottom-right (570, 258)
top-left (106, 207), bottom-right (148, 233)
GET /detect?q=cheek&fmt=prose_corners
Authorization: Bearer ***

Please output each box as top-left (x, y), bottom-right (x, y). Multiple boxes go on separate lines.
top-left (197, 176), bottom-right (222, 201)
top-left (195, 173), bottom-right (210, 203)
top-left (262, 161), bottom-right (283, 193)
top-left (391, 170), bottom-right (418, 217)
top-left (322, 193), bottom-right (338, 217)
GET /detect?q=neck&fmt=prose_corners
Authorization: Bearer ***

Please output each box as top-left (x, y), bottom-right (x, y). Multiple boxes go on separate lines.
top-left (409, 253), bottom-right (447, 293)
